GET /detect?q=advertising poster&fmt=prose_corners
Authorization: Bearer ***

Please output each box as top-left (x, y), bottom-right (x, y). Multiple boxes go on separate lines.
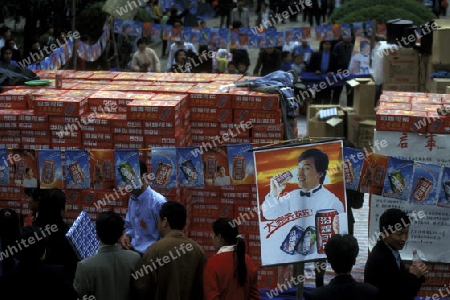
top-left (151, 148), bottom-right (178, 189)
top-left (89, 150), bottom-right (115, 190)
top-left (202, 146), bottom-right (229, 187)
top-left (382, 157), bottom-right (414, 201)
top-left (349, 36), bottom-right (371, 75)
top-left (254, 140), bottom-right (348, 266)
top-left (343, 147), bottom-right (365, 191)
top-left (0, 148), bottom-right (9, 186)
top-left (292, 28), bottom-right (302, 43)
top-left (177, 147), bottom-right (204, 188)
top-left (409, 162), bottom-right (441, 206)
top-left (114, 149), bottom-right (141, 190)
top-left (342, 24), bottom-right (352, 39)
top-left (227, 143), bottom-right (255, 185)
top-left (13, 149), bottom-right (37, 188)
top-left (65, 150), bottom-right (91, 189)
top-left (38, 149), bottom-right (63, 189)
top-left (142, 22), bottom-right (152, 38)
top-left (438, 166), bottom-right (450, 208)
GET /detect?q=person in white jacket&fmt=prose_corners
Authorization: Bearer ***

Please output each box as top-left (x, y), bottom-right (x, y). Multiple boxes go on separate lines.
top-left (131, 38), bottom-right (161, 72)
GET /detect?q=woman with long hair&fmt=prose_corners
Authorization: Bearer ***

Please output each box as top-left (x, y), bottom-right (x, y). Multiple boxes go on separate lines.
top-left (203, 217), bottom-right (260, 300)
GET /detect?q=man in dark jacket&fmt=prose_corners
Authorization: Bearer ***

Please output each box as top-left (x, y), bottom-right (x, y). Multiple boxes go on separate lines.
top-left (308, 40), bottom-right (339, 104)
top-left (364, 208), bottom-right (428, 300)
top-left (305, 234), bottom-right (379, 300)
top-left (253, 47), bottom-right (282, 76)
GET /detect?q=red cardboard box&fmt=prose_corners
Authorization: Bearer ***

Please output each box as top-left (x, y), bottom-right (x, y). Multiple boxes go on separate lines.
top-left (231, 90), bottom-right (279, 110)
top-left (81, 140), bottom-right (114, 149)
top-left (20, 130), bottom-right (50, 137)
top-left (411, 96), bottom-right (442, 104)
top-left (191, 202), bottom-right (234, 218)
top-left (376, 109), bottom-right (428, 133)
top-left (113, 134), bottom-right (145, 143)
top-left (0, 129), bottom-right (20, 136)
top-left (82, 132), bottom-right (113, 141)
top-left (143, 119), bottom-right (183, 132)
top-left (219, 123), bottom-right (251, 138)
top-left (89, 71), bottom-right (119, 80)
top-left (426, 112), bottom-right (450, 133)
top-left (379, 95), bottom-right (411, 103)
top-left (63, 71), bottom-right (94, 79)
top-left (34, 96), bottom-right (88, 116)
top-left (190, 107), bottom-right (233, 122)
top-left (113, 142), bottom-right (145, 149)
top-left (233, 109), bottom-right (282, 124)
top-left (112, 127), bottom-right (143, 135)
top-left (378, 102), bottom-right (412, 110)
top-left (144, 128), bottom-right (190, 147)
top-left (21, 136), bottom-right (51, 144)
top-left (188, 91), bottom-right (232, 108)
top-left (0, 89), bottom-right (35, 109)
top-left (127, 99), bottom-right (183, 121)
top-left (411, 103), bottom-right (442, 112)
top-left (191, 122), bottom-right (219, 128)
top-left (111, 119), bottom-right (143, 128)
top-left (191, 127), bottom-right (221, 136)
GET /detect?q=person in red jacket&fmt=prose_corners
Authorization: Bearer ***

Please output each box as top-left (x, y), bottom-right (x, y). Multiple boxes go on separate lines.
top-left (203, 217), bottom-right (260, 300)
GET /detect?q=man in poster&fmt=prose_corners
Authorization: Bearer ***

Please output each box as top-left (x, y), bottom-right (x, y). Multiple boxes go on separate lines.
top-left (260, 147), bottom-right (346, 265)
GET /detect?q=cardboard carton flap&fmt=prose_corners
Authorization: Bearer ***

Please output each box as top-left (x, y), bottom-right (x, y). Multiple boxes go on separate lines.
top-left (327, 117), bottom-right (343, 127)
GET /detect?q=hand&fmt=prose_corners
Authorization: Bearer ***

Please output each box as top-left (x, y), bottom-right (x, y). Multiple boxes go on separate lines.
top-left (409, 262), bottom-right (429, 278)
top-left (270, 177), bottom-right (286, 198)
top-left (120, 234), bottom-right (132, 250)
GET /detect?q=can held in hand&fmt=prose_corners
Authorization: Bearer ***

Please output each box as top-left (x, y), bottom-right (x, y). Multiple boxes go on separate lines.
top-left (273, 171), bottom-right (293, 189)
top-left (315, 209), bottom-right (339, 254)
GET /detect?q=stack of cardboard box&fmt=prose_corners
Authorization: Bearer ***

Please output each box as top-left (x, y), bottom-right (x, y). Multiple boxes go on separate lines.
top-left (383, 48), bottom-right (420, 92)
top-left (425, 19), bottom-right (450, 93)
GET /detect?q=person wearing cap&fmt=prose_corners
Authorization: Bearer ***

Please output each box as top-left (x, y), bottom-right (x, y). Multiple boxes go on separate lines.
top-left (203, 217), bottom-right (260, 300)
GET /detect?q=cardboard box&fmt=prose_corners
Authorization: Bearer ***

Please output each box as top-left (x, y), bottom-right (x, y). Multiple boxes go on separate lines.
top-left (127, 99), bottom-right (183, 121)
top-left (230, 91), bottom-right (279, 110)
top-left (347, 78), bottom-right (377, 115)
top-left (191, 107), bottom-right (233, 123)
top-left (376, 109), bottom-right (428, 133)
top-left (188, 91), bottom-right (232, 108)
top-left (346, 111), bottom-right (377, 143)
top-left (113, 142), bottom-right (145, 149)
top-left (34, 96), bottom-right (89, 116)
top-left (378, 102), bottom-right (412, 110)
top-left (307, 105), bottom-right (345, 137)
top-left (0, 89), bottom-right (34, 109)
top-left (233, 109), bottom-right (282, 124)
top-left (425, 60), bottom-right (450, 92)
top-left (383, 82), bottom-right (419, 92)
top-left (383, 48), bottom-right (419, 83)
top-left (429, 78), bottom-right (450, 94)
top-left (426, 112), bottom-right (450, 134)
top-left (432, 19), bottom-right (450, 65)
top-left (356, 120), bottom-right (376, 149)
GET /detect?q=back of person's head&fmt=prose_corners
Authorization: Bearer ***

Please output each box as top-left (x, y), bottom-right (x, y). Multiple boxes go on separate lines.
top-left (298, 148), bottom-right (329, 183)
top-left (35, 188), bottom-right (66, 227)
top-left (136, 37), bottom-right (146, 46)
top-left (0, 208), bottom-right (20, 240)
top-left (282, 50), bottom-right (291, 60)
top-left (16, 226), bottom-right (48, 262)
top-left (212, 218), bottom-right (247, 286)
top-left (0, 26), bottom-right (10, 36)
top-left (159, 201), bottom-right (186, 230)
top-left (139, 160), bottom-right (148, 177)
top-left (232, 20), bottom-right (243, 29)
top-left (379, 208), bottom-right (410, 233)
top-left (96, 211), bottom-right (124, 245)
top-left (325, 234), bottom-right (359, 273)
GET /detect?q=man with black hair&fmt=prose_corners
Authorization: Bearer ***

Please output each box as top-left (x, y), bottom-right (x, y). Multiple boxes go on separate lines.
top-left (74, 211), bottom-right (141, 300)
top-left (134, 201), bottom-right (206, 299)
top-left (305, 234), bottom-right (379, 300)
top-left (120, 161), bottom-right (167, 255)
top-left (364, 208), bottom-right (428, 300)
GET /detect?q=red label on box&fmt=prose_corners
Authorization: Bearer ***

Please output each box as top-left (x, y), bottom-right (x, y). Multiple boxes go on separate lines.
top-left (231, 91), bottom-right (279, 110)
top-left (188, 92), bottom-right (231, 108)
top-left (190, 107), bottom-right (232, 122)
top-left (376, 110), bottom-right (428, 133)
top-left (233, 109), bottom-right (281, 124)
top-left (34, 96), bottom-right (88, 116)
top-left (127, 100), bottom-right (183, 121)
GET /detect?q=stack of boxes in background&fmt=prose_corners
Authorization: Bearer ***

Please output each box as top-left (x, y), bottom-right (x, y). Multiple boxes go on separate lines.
top-left (0, 70), bottom-right (285, 290)
top-left (382, 47), bottom-right (420, 92)
top-left (426, 19), bottom-right (450, 94)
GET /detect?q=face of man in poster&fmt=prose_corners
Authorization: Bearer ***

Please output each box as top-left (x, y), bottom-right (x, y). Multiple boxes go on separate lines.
top-left (297, 157), bottom-right (323, 191)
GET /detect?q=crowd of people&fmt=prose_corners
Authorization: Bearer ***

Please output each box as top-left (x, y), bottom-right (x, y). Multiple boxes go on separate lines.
top-left (0, 157), bottom-right (430, 300)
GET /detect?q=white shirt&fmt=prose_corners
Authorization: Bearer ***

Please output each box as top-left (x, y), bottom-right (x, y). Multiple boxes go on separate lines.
top-left (131, 47), bottom-right (161, 72)
top-left (349, 52), bottom-right (371, 74)
top-left (23, 178), bottom-right (38, 188)
top-left (214, 176), bottom-right (231, 186)
top-left (282, 41), bottom-right (299, 53)
top-left (166, 42), bottom-right (198, 70)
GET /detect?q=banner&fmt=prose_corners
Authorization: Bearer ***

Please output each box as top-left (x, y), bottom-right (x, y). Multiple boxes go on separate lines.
top-left (253, 140), bottom-right (348, 266)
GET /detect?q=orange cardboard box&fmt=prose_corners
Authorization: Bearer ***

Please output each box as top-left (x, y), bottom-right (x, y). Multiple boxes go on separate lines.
top-left (0, 136), bottom-right (21, 143)
top-left (411, 103), bottom-right (442, 112)
top-left (426, 112), bottom-right (450, 134)
top-left (52, 136), bottom-right (82, 144)
top-left (378, 102), bottom-right (412, 110)
top-left (0, 89), bottom-right (34, 109)
top-left (191, 121), bottom-right (219, 128)
top-left (51, 144), bottom-right (81, 151)
top-left (113, 142), bottom-right (145, 149)
top-left (127, 99), bottom-right (183, 121)
top-left (21, 136), bottom-right (51, 144)
top-left (379, 95), bottom-right (411, 103)
top-left (231, 90), bottom-right (279, 110)
top-left (82, 140), bottom-right (114, 149)
top-left (188, 90), bottom-right (232, 108)
top-left (20, 130), bottom-right (49, 137)
top-left (233, 109), bottom-right (282, 124)
top-left (144, 128), bottom-right (190, 147)
top-left (34, 96), bottom-right (89, 116)
top-left (143, 119), bottom-right (183, 132)
top-left (89, 71), bottom-right (119, 80)
top-left (190, 107), bottom-right (233, 122)
top-left (376, 109), bottom-right (428, 133)
top-left (411, 96), bottom-right (441, 104)
top-left (112, 127), bottom-right (143, 135)
top-left (191, 202), bottom-right (234, 218)
top-left (82, 132), bottom-right (113, 141)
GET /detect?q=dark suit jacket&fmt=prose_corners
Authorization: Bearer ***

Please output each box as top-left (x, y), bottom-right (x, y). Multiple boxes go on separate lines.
top-left (364, 241), bottom-right (425, 300)
top-left (307, 50), bottom-right (339, 73)
top-left (0, 261), bottom-right (77, 300)
top-left (305, 274), bottom-right (379, 300)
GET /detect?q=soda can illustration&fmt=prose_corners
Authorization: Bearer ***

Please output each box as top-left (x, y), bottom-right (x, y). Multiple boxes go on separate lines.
top-left (102, 161), bottom-right (112, 179)
top-left (280, 225), bottom-right (305, 255)
top-left (65, 102), bottom-right (76, 116)
top-left (273, 171), bottom-right (293, 189)
top-left (41, 159), bottom-right (56, 184)
top-left (83, 191), bottom-right (96, 204)
top-left (295, 226), bottom-right (316, 255)
top-left (429, 118), bottom-right (443, 132)
top-left (118, 161), bottom-right (136, 184)
top-left (232, 155), bottom-right (246, 180)
top-left (216, 95), bottom-right (228, 108)
top-left (412, 177), bottom-right (433, 202)
top-left (159, 107), bottom-right (172, 121)
top-left (263, 98), bottom-right (275, 110)
top-left (15, 160), bottom-right (26, 180)
top-left (315, 209), bottom-right (339, 254)
top-left (205, 156), bottom-right (217, 179)
top-left (343, 160), bottom-right (354, 184)
top-left (217, 109), bottom-right (230, 122)
top-left (154, 162), bottom-right (173, 186)
top-left (68, 161), bottom-right (85, 185)
top-left (388, 171), bottom-right (405, 194)
top-left (180, 160), bottom-right (198, 181)
top-left (236, 110), bottom-right (248, 122)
